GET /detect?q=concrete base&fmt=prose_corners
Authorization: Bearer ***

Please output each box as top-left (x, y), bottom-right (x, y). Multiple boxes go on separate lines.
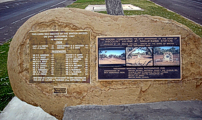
top-left (0, 97), bottom-right (57, 120)
top-left (63, 101), bottom-right (202, 120)
top-left (85, 4), bottom-right (143, 12)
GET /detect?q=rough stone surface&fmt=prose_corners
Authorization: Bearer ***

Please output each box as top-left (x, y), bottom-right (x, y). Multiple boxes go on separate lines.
top-left (63, 101), bottom-right (202, 120)
top-left (7, 8), bottom-right (202, 120)
top-left (105, 0), bottom-right (124, 15)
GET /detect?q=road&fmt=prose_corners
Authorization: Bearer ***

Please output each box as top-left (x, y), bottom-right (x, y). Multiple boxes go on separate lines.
top-left (150, 0), bottom-right (202, 26)
top-left (0, 0), bottom-right (76, 44)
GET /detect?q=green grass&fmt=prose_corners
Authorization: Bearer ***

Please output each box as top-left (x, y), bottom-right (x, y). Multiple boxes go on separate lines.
top-left (0, 40), bottom-right (14, 112)
top-left (68, 0), bottom-right (202, 38)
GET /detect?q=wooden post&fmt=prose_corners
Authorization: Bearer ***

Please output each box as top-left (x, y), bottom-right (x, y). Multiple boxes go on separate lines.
top-left (105, 0), bottom-right (124, 15)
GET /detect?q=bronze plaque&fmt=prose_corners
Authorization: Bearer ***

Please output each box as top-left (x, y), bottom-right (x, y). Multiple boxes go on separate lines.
top-left (29, 31), bottom-right (90, 83)
top-left (54, 88), bottom-right (67, 94)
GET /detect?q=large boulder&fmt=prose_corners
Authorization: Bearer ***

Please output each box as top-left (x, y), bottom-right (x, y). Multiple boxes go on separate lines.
top-left (8, 8), bottom-right (202, 119)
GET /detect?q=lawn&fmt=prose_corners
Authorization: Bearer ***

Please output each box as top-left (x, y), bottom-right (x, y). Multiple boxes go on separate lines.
top-left (68, 0), bottom-right (202, 38)
top-left (1, 0), bottom-right (202, 112)
top-left (0, 40), bottom-right (14, 112)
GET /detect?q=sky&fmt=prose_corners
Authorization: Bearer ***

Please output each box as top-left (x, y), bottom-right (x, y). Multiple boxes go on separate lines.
top-left (100, 50), bottom-right (125, 56)
top-left (133, 48), bottom-right (146, 53)
top-left (155, 46), bottom-right (179, 50)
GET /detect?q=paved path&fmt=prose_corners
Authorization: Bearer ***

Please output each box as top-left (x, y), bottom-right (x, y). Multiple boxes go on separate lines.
top-left (0, 0), bottom-right (75, 44)
top-left (150, 0), bottom-right (202, 26)
top-left (63, 100), bottom-right (202, 120)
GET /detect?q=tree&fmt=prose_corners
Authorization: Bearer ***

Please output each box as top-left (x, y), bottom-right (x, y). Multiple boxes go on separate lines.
top-left (175, 49), bottom-right (179, 54)
top-left (127, 47), bottom-right (152, 59)
top-left (126, 47), bottom-right (137, 59)
top-left (119, 52), bottom-right (125, 59)
top-left (170, 47), bottom-right (176, 53)
top-left (99, 50), bottom-right (108, 59)
top-left (109, 54), bottom-right (113, 58)
top-left (162, 49), bottom-right (165, 54)
top-left (146, 47), bottom-right (152, 55)
top-left (154, 47), bottom-right (161, 54)
top-left (99, 54), bottom-right (108, 60)
top-left (105, 0), bottom-right (124, 15)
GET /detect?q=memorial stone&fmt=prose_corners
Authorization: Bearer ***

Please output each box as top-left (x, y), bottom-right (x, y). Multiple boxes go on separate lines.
top-left (7, 8), bottom-right (202, 119)
top-left (163, 52), bottom-right (173, 62)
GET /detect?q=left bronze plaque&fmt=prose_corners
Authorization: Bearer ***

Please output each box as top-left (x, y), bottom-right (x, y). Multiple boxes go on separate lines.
top-left (29, 31), bottom-right (90, 83)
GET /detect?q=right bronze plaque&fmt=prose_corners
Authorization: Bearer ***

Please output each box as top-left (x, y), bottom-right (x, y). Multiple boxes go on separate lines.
top-left (97, 36), bottom-right (181, 80)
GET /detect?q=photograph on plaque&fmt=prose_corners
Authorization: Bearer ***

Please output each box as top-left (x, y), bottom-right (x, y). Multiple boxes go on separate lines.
top-left (126, 47), bottom-right (153, 66)
top-left (97, 36), bottom-right (181, 80)
top-left (99, 48), bottom-right (125, 67)
top-left (154, 46), bottom-right (180, 66)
